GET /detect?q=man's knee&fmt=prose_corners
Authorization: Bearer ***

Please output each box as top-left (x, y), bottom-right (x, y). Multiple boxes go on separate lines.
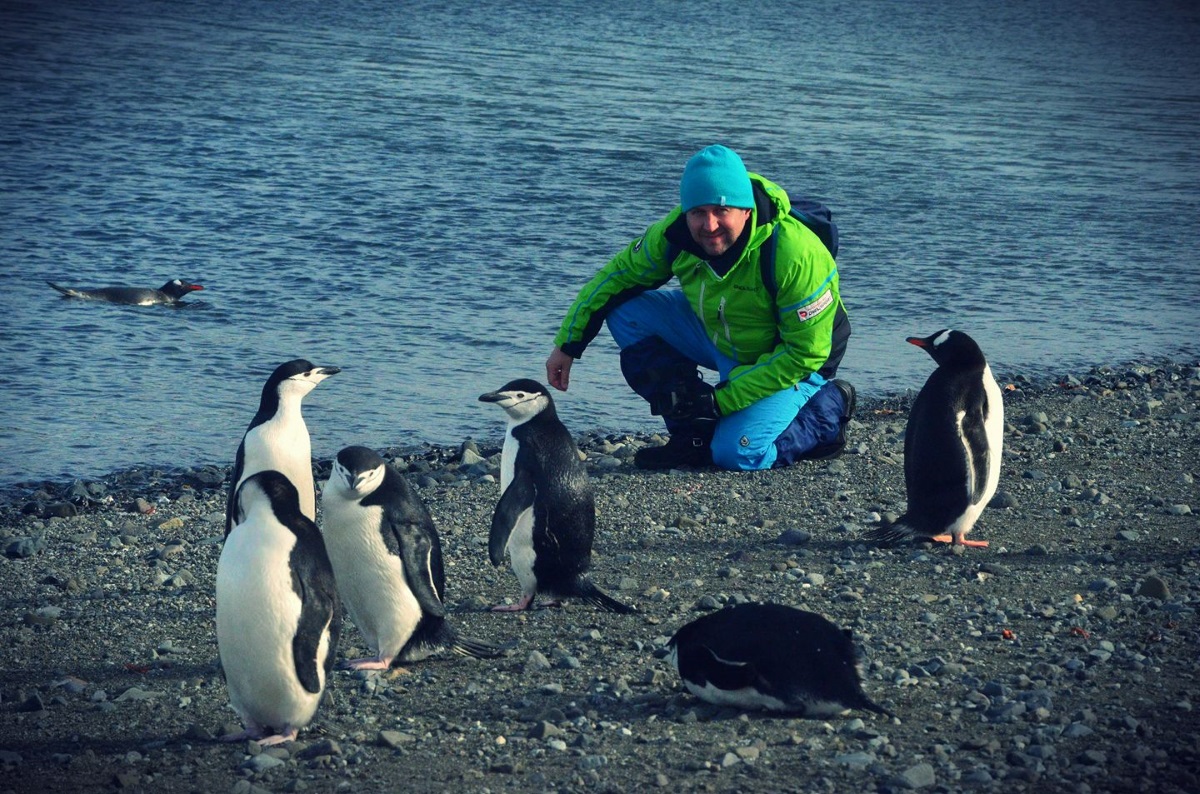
top-left (711, 432), bottom-right (775, 471)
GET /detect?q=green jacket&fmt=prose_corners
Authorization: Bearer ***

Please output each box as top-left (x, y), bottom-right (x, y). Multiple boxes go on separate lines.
top-left (554, 174), bottom-right (848, 415)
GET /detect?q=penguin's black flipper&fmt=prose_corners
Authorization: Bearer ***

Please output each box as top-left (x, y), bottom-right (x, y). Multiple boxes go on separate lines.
top-left (959, 380), bottom-right (994, 503)
top-left (289, 537), bottom-right (341, 694)
top-left (225, 443), bottom-right (247, 537)
top-left (396, 521), bottom-right (447, 619)
top-left (489, 471), bottom-right (537, 567)
top-left (571, 577), bottom-right (635, 614)
top-left (679, 643), bottom-right (759, 692)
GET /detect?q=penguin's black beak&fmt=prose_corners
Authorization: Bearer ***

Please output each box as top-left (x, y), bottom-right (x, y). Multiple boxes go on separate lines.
top-left (320, 367), bottom-right (342, 376)
top-left (479, 391), bottom-right (502, 403)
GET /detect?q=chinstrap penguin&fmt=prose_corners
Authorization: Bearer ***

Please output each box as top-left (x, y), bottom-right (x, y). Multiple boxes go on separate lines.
top-left (478, 378), bottom-right (633, 613)
top-left (216, 470), bottom-right (341, 746)
top-left (225, 358), bottom-right (340, 536)
top-left (866, 329), bottom-right (1003, 549)
top-left (666, 602), bottom-right (892, 717)
top-left (47, 278), bottom-right (204, 306)
top-left (321, 445), bottom-right (506, 669)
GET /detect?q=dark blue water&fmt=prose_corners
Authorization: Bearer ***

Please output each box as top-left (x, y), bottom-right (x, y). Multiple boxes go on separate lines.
top-left (2, 0), bottom-right (1198, 486)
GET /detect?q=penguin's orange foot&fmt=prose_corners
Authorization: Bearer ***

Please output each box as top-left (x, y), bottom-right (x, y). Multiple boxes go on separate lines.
top-left (491, 594), bottom-right (535, 612)
top-left (219, 728), bottom-right (262, 743)
top-left (930, 534), bottom-right (990, 548)
top-left (343, 657), bottom-right (390, 671)
top-left (256, 727), bottom-right (298, 747)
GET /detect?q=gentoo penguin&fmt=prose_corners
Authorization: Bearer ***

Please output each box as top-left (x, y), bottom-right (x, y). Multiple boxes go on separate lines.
top-left (225, 359), bottom-right (340, 535)
top-left (478, 378), bottom-right (632, 613)
top-left (867, 329), bottom-right (1004, 549)
top-left (666, 602), bottom-right (892, 717)
top-left (216, 470), bottom-right (341, 746)
top-left (321, 445), bottom-right (504, 669)
top-left (47, 278), bottom-right (204, 306)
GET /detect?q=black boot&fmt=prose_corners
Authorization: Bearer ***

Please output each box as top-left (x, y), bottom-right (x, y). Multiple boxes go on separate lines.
top-left (798, 379), bottom-right (857, 461)
top-left (635, 431), bottom-right (713, 470)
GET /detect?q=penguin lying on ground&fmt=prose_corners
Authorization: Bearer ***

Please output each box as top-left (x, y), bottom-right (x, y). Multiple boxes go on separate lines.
top-left (47, 278), bottom-right (204, 306)
top-left (478, 379), bottom-right (633, 613)
top-left (867, 329), bottom-right (1003, 549)
top-left (321, 445), bottom-right (507, 669)
top-left (216, 470), bottom-right (341, 746)
top-left (225, 359), bottom-right (340, 536)
top-left (666, 602), bottom-right (893, 717)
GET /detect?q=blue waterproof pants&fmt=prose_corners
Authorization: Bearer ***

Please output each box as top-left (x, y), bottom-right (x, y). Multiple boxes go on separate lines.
top-left (606, 289), bottom-right (845, 471)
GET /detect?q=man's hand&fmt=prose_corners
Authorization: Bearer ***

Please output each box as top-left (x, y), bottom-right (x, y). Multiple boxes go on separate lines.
top-left (546, 347), bottom-right (574, 391)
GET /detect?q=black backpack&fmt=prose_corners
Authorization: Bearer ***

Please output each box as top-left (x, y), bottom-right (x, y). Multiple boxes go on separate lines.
top-left (759, 198), bottom-right (838, 301)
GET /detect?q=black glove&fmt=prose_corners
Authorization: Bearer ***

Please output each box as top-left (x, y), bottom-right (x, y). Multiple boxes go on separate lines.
top-left (659, 377), bottom-right (721, 424)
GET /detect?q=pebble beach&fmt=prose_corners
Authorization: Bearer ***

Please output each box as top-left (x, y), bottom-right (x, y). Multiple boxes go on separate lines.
top-left (1, 360), bottom-right (1197, 794)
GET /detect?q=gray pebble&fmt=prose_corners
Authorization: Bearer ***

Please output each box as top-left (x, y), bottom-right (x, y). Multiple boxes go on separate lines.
top-left (893, 762), bottom-right (935, 789)
top-left (1136, 575), bottom-right (1170, 600)
top-left (776, 529), bottom-right (811, 546)
top-left (243, 753), bottom-right (285, 772)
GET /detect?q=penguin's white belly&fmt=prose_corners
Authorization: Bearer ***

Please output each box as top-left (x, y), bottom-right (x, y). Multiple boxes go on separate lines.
top-left (507, 506), bottom-right (537, 596)
top-left (240, 418), bottom-right (315, 520)
top-left (217, 523), bottom-right (322, 730)
top-left (683, 679), bottom-right (834, 714)
top-left (950, 369), bottom-right (1008, 527)
top-left (949, 366), bottom-right (1005, 536)
top-left (979, 365), bottom-right (1005, 505)
top-left (321, 502), bottom-right (421, 661)
top-left (668, 648), bottom-right (842, 715)
top-left (499, 431), bottom-right (518, 493)
top-left (498, 428), bottom-right (538, 595)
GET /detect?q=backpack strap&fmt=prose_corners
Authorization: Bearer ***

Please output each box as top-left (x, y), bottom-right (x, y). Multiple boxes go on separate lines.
top-left (761, 226), bottom-right (781, 338)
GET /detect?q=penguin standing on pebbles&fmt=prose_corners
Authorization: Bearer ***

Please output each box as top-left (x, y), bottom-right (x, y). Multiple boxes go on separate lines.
top-left (216, 470), bottom-right (341, 746)
top-left (225, 359), bottom-right (340, 535)
top-left (867, 329), bottom-right (1003, 548)
top-left (478, 378), bottom-right (633, 613)
top-left (666, 602), bottom-right (892, 717)
top-left (321, 445), bottom-right (505, 669)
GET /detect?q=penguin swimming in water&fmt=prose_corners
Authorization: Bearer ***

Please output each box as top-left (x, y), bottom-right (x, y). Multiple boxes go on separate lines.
top-left (216, 470), bottom-right (341, 746)
top-left (867, 329), bottom-right (1003, 549)
top-left (478, 378), bottom-right (632, 613)
top-left (225, 359), bottom-right (340, 536)
top-left (47, 278), bottom-right (204, 306)
top-left (321, 445), bottom-right (505, 669)
top-left (666, 602), bottom-right (892, 717)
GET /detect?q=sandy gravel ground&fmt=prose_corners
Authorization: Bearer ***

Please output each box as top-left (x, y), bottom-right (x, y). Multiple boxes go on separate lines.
top-left (1, 361), bottom-right (1197, 794)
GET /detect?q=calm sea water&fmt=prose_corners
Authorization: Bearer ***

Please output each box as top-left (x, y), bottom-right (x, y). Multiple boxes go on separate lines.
top-left (2, 0), bottom-right (1198, 486)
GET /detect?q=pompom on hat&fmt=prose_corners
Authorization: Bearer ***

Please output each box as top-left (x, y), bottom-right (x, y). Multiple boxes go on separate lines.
top-left (679, 144), bottom-right (754, 213)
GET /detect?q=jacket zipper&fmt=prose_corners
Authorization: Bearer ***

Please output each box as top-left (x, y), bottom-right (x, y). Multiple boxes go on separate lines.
top-left (717, 296), bottom-right (734, 352)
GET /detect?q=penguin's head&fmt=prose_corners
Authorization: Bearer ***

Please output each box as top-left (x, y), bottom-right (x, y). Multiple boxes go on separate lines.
top-left (327, 445), bottom-right (387, 498)
top-left (906, 329), bottom-right (987, 369)
top-left (232, 470), bottom-right (303, 527)
top-left (160, 279), bottom-right (204, 299)
top-left (264, 358), bottom-right (342, 402)
top-left (479, 378), bottom-right (552, 422)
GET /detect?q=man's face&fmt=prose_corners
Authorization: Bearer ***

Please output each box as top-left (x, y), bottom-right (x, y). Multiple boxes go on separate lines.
top-left (685, 205), bottom-right (751, 258)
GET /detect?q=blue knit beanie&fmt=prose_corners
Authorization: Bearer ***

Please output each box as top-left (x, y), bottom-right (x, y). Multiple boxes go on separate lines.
top-left (679, 144), bottom-right (754, 213)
